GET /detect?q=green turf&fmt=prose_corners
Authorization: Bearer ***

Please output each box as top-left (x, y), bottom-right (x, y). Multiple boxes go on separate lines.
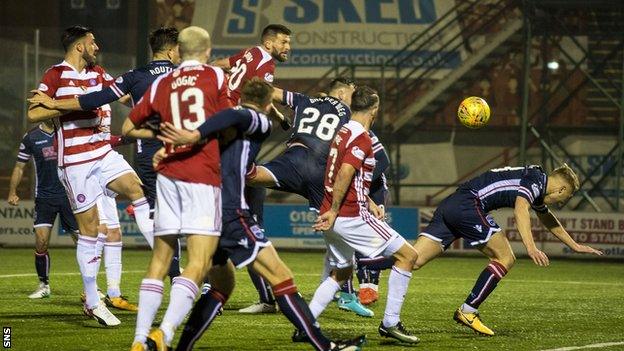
top-left (0, 248), bottom-right (623, 351)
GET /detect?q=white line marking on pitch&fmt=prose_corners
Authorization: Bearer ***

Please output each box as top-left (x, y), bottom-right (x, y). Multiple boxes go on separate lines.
top-left (0, 270), bottom-right (145, 278)
top-left (539, 341), bottom-right (624, 351)
top-left (1, 272), bottom-right (622, 287)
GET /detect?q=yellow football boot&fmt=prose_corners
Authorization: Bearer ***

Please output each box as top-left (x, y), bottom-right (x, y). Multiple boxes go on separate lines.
top-left (146, 329), bottom-right (169, 351)
top-left (130, 341), bottom-right (145, 351)
top-left (453, 308), bottom-right (495, 336)
top-left (105, 295), bottom-right (138, 312)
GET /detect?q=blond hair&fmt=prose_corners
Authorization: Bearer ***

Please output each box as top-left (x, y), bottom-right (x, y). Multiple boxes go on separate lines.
top-left (551, 163), bottom-right (580, 193)
top-left (178, 26), bottom-right (211, 59)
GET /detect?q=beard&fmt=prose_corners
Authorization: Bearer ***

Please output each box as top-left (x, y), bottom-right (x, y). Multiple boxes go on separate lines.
top-left (83, 51), bottom-right (97, 66)
top-left (272, 49), bottom-right (288, 62)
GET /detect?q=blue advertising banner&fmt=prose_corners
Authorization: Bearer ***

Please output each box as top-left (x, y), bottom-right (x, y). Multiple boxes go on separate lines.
top-left (263, 204), bottom-right (419, 249)
top-left (190, 0), bottom-right (462, 77)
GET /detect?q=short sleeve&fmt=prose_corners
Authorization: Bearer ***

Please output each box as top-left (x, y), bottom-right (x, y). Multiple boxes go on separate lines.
top-left (217, 74), bottom-right (233, 111)
top-left (342, 135), bottom-right (371, 169)
top-left (282, 90), bottom-right (308, 109)
top-left (228, 49), bottom-right (245, 68)
top-left (37, 68), bottom-right (61, 98)
top-left (518, 168), bottom-right (547, 213)
top-left (17, 134), bottom-right (32, 163)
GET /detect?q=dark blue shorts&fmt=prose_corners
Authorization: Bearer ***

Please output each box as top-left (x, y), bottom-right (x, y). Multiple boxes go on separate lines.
top-left (213, 209), bottom-right (270, 269)
top-left (261, 146), bottom-right (326, 210)
top-left (34, 197), bottom-right (78, 233)
top-left (244, 186), bottom-right (266, 226)
top-left (420, 190), bottom-right (501, 250)
top-left (135, 155), bottom-right (157, 210)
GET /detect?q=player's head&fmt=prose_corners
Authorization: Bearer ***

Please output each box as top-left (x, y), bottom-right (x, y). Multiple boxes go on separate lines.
top-left (350, 86), bottom-right (380, 128)
top-left (62, 25), bottom-right (98, 65)
top-left (178, 26), bottom-right (211, 63)
top-left (328, 77), bottom-right (356, 106)
top-left (149, 26), bottom-right (180, 64)
top-left (544, 163), bottom-right (580, 205)
top-left (241, 77), bottom-right (274, 113)
top-left (261, 24), bottom-right (291, 62)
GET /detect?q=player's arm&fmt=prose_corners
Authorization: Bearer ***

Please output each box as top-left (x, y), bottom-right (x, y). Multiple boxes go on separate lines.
top-left (123, 87), bottom-right (158, 139)
top-left (536, 210), bottom-right (603, 255)
top-left (27, 103), bottom-right (64, 123)
top-left (514, 196), bottom-right (550, 266)
top-left (313, 163), bottom-right (357, 231)
top-left (122, 117), bottom-right (156, 139)
top-left (158, 110), bottom-right (248, 145)
top-left (7, 161), bottom-right (27, 206)
top-left (211, 57), bottom-right (231, 70)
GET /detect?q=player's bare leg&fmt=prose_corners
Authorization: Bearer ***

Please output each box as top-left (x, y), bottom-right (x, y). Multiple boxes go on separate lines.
top-left (246, 165), bottom-right (279, 187)
top-left (139, 235), bottom-right (219, 350)
top-left (454, 232), bottom-right (514, 336)
top-left (107, 172), bottom-right (153, 243)
top-left (29, 226), bottom-right (52, 299)
top-left (74, 206), bottom-right (120, 326)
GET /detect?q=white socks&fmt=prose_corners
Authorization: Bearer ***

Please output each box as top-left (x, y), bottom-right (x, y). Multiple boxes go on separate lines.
top-left (134, 279), bottom-right (164, 344)
top-left (104, 241), bottom-right (122, 298)
top-left (383, 266), bottom-right (412, 328)
top-left (309, 277), bottom-right (341, 319)
top-left (76, 235), bottom-right (100, 309)
top-left (160, 277), bottom-right (199, 345)
top-left (132, 197), bottom-right (154, 247)
top-left (461, 303), bottom-right (478, 313)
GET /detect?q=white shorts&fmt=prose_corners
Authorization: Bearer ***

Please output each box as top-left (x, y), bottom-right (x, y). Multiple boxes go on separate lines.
top-left (96, 195), bottom-right (120, 228)
top-left (58, 150), bottom-right (135, 213)
top-left (154, 174), bottom-right (222, 236)
top-left (325, 213), bottom-right (407, 269)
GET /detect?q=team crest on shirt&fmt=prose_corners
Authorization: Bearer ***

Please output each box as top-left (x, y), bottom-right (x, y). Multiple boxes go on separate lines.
top-left (264, 72), bottom-right (274, 82)
top-left (38, 83), bottom-right (48, 91)
top-left (77, 194), bottom-right (86, 203)
top-left (485, 214), bottom-right (497, 226)
top-left (89, 79), bottom-right (96, 86)
top-left (351, 146), bottom-right (365, 160)
top-left (532, 184), bottom-right (540, 198)
top-left (474, 224), bottom-right (482, 233)
top-left (250, 225), bottom-right (264, 240)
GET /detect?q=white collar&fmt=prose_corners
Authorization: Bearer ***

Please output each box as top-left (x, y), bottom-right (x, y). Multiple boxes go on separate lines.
top-left (178, 60), bottom-right (203, 68)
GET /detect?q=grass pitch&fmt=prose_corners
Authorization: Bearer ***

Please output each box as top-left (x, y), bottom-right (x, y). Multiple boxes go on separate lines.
top-left (0, 248), bottom-right (623, 351)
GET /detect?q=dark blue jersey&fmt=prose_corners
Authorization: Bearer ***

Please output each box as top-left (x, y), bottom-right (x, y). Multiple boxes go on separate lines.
top-left (78, 60), bottom-right (176, 160)
top-left (17, 127), bottom-right (66, 198)
top-left (283, 90), bottom-right (351, 160)
top-left (459, 165), bottom-right (549, 213)
top-left (197, 106), bottom-right (272, 210)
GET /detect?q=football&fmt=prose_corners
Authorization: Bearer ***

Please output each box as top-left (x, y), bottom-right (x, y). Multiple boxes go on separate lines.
top-left (457, 96), bottom-right (491, 129)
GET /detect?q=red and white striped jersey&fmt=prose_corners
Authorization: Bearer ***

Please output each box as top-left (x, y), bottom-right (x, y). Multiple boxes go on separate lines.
top-left (320, 120), bottom-right (376, 217)
top-left (38, 61), bottom-right (114, 166)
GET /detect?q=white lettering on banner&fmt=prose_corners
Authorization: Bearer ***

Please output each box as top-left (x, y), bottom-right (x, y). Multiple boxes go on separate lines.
top-left (192, 0), bottom-right (461, 77)
top-left (491, 209), bottom-right (624, 258)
